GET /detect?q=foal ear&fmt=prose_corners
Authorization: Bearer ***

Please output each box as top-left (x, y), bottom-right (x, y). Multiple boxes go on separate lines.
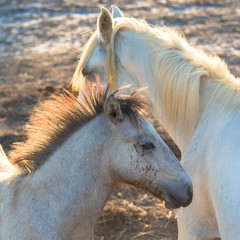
top-left (111, 5), bottom-right (124, 18)
top-left (104, 95), bottom-right (123, 124)
top-left (97, 8), bottom-right (113, 43)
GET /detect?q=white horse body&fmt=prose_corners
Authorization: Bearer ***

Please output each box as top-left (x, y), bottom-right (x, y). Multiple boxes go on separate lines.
top-left (177, 82), bottom-right (240, 239)
top-left (73, 7), bottom-right (240, 239)
top-left (0, 83), bottom-right (192, 240)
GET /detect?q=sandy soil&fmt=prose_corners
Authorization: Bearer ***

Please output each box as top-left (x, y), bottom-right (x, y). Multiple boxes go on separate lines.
top-left (0, 0), bottom-right (240, 239)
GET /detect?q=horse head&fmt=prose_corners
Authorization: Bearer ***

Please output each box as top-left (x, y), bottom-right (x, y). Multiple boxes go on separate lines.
top-left (72, 6), bottom-right (150, 93)
top-left (103, 89), bottom-right (193, 209)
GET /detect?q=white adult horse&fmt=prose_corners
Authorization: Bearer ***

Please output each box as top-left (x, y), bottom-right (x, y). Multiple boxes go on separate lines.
top-left (0, 81), bottom-right (192, 240)
top-left (71, 6), bottom-right (240, 240)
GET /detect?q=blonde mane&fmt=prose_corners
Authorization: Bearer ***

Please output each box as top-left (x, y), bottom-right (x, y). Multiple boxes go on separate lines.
top-left (71, 17), bottom-right (240, 137)
top-left (9, 81), bottom-right (150, 175)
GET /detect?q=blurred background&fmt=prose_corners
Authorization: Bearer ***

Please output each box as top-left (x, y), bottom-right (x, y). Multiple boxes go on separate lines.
top-left (0, 0), bottom-right (239, 239)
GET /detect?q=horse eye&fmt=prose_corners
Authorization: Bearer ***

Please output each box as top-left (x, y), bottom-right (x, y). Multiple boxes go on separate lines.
top-left (82, 67), bottom-right (91, 76)
top-left (141, 142), bottom-right (155, 150)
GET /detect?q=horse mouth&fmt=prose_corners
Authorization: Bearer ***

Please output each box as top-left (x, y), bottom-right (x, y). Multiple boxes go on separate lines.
top-left (164, 195), bottom-right (183, 209)
top-left (151, 189), bottom-right (165, 200)
top-left (164, 191), bottom-right (193, 209)
top-left (150, 191), bottom-right (182, 209)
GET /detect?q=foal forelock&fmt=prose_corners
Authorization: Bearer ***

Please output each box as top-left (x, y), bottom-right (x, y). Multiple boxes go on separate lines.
top-left (72, 16), bottom-right (240, 139)
top-left (9, 81), bottom-right (151, 176)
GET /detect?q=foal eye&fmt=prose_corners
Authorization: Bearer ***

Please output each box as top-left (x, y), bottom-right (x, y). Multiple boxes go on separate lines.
top-left (141, 142), bottom-right (155, 150)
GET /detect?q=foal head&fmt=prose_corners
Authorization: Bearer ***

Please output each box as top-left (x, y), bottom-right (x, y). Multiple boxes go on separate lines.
top-left (103, 89), bottom-right (193, 209)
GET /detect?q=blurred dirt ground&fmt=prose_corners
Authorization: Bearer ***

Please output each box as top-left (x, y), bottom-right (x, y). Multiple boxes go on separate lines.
top-left (0, 0), bottom-right (240, 239)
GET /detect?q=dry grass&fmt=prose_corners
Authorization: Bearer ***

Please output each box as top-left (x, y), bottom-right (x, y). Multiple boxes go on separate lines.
top-left (95, 186), bottom-right (177, 240)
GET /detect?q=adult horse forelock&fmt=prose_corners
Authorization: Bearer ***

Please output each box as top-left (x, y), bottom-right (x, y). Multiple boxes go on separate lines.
top-left (72, 6), bottom-right (240, 240)
top-left (0, 79), bottom-right (192, 240)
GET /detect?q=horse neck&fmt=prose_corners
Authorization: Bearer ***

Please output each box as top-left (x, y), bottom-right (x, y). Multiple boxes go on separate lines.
top-left (165, 79), bottom-right (226, 152)
top-left (115, 31), bottom-right (188, 148)
top-left (115, 30), bottom-right (156, 96)
top-left (17, 115), bottom-right (115, 236)
top-left (116, 31), bottom-right (214, 151)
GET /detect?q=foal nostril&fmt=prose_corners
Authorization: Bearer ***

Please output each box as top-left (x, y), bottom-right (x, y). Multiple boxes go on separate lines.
top-left (188, 186), bottom-right (193, 202)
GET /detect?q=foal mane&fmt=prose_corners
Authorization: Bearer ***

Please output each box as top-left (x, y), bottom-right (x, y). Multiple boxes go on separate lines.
top-left (72, 16), bottom-right (240, 138)
top-left (9, 80), bottom-right (150, 175)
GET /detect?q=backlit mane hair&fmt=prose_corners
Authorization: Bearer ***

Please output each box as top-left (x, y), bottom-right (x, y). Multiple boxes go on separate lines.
top-left (71, 17), bottom-right (240, 138)
top-left (9, 80), bottom-right (151, 175)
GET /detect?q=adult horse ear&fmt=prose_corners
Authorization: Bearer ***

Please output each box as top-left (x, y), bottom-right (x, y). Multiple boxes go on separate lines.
top-left (104, 94), bottom-right (123, 124)
top-left (111, 5), bottom-right (124, 18)
top-left (97, 8), bottom-right (113, 43)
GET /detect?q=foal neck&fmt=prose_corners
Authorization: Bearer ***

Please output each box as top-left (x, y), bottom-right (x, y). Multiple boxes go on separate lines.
top-left (16, 115), bottom-right (115, 239)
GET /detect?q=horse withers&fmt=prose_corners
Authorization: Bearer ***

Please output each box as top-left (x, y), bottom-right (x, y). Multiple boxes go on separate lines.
top-left (0, 81), bottom-right (192, 240)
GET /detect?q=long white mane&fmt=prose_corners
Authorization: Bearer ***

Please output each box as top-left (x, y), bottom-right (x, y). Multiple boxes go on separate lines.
top-left (72, 17), bottom-right (240, 136)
